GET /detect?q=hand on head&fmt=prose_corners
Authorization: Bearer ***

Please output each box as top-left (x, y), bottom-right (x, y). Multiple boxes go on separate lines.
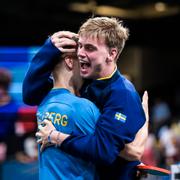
top-left (51, 31), bottom-right (78, 53)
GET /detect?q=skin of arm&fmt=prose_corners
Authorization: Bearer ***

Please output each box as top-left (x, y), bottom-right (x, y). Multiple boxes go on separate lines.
top-left (36, 91), bottom-right (149, 161)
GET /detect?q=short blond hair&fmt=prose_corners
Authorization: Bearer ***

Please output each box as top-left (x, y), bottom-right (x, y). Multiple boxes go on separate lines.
top-left (78, 17), bottom-right (129, 60)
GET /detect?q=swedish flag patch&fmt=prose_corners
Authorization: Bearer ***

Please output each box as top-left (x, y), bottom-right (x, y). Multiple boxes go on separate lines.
top-left (114, 112), bottom-right (127, 123)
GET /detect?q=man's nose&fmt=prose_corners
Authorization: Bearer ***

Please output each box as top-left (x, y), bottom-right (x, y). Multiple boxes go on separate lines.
top-left (77, 47), bottom-right (86, 58)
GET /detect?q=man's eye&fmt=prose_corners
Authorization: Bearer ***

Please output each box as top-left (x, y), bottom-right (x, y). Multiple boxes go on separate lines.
top-left (85, 45), bottom-right (96, 51)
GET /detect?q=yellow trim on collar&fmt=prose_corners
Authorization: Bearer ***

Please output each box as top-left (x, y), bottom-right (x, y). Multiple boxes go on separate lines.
top-left (97, 66), bottom-right (117, 80)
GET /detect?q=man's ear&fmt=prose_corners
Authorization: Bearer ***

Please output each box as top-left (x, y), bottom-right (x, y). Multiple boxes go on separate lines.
top-left (107, 48), bottom-right (118, 63)
top-left (64, 56), bottom-right (73, 70)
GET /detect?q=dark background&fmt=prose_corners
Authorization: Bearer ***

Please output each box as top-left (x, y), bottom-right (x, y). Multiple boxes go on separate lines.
top-left (1, 0), bottom-right (180, 47)
top-left (1, 0), bottom-right (180, 115)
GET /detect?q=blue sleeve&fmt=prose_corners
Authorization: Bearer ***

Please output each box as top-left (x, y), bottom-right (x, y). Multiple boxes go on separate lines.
top-left (61, 88), bottom-right (146, 165)
top-left (22, 38), bottom-right (61, 105)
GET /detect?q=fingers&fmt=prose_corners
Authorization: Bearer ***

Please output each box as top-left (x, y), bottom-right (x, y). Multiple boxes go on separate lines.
top-left (37, 138), bottom-right (42, 144)
top-left (40, 142), bottom-right (46, 153)
top-left (37, 124), bottom-right (46, 135)
top-left (59, 47), bottom-right (77, 53)
top-left (36, 132), bottom-right (43, 144)
top-left (39, 119), bottom-right (53, 128)
top-left (38, 124), bottom-right (43, 130)
top-left (142, 91), bottom-right (148, 109)
top-left (41, 120), bottom-right (56, 131)
top-left (142, 91), bottom-right (149, 123)
top-left (52, 31), bottom-right (78, 39)
top-left (41, 119), bottom-right (52, 126)
top-left (51, 31), bottom-right (78, 53)
top-left (142, 91), bottom-right (148, 105)
top-left (52, 39), bottom-right (77, 53)
top-left (36, 131), bottom-right (47, 152)
top-left (51, 37), bottom-right (77, 47)
top-left (36, 119), bottom-right (57, 152)
top-left (36, 131), bottom-right (42, 138)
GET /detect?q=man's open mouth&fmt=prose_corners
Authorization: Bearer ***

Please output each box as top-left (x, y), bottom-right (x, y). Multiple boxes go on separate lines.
top-left (80, 61), bottom-right (91, 69)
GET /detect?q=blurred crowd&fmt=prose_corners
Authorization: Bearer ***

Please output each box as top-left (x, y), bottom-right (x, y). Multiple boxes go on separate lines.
top-left (142, 97), bottom-right (180, 169)
top-left (0, 68), bottom-right (37, 165)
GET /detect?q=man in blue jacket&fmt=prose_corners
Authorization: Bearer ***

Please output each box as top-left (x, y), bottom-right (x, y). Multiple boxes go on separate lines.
top-left (23, 17), bottom-right (147, 179)
top-left (37, 51), bottom-right (101, 180)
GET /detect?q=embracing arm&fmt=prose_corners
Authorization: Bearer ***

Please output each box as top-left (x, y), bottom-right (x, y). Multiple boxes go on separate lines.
top-left (23, 31), bottom-right (78, 106)
top-left (37, 89), bottom-right (146, 165)
top-left (37, 91), bottom-right (149, 162)
top-left (60, 90), bottom-right (146, 164)
top-left (23, 38), bottom-right (59, 105)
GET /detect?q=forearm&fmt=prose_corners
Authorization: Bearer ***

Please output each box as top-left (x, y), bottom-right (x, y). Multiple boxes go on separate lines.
top-left (60, 124), bottom-right (125, 165)
top-left (119, 121), bottom-right (148, 161)
top-left (49, 130), bottom-right (70, 146)
top-left (23, 38), bottom-right (60, 105)
top-left (42, 127), bottom-right (122, 165)
top-left (61, 123), bottom-right (145, 164)
top-left (40, 121), bottom-right (122, 165)
top-left (51, 130), bottom-right (127, 163)
top-left (119, 91), bottom-right (149, 161)
top-left (38, 91), bottom-right (146, 165)
top-left (37, 121), bottom-right (124, 165)
top-left (39, 119), bottom-right (142, 165)
top-left (61, 107), bottom-right (145, 164)
top-left (119, 117), bottom-right (149, 161)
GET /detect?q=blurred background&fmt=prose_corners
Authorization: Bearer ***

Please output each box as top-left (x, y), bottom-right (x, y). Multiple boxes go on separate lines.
top-left (0, 0), bottom-right (180, 179)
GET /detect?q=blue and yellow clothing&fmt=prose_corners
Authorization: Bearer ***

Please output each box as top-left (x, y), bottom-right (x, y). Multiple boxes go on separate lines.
top-left (37, 88), bottom-right (100, 180)
top-left (61, 70), bottom-right (146, 179)
top-left (23, 38), bottom-right (146, 179)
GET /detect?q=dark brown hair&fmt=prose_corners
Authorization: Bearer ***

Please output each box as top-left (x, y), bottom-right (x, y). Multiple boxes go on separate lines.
top-left (0, 68), bottom-right (12, 90)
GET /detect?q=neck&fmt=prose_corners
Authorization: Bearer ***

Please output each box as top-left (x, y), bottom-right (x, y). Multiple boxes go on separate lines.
top-left (53, 82), bottom-right (75, 94)
top-left (98, 64), bottom-right (117, 80)
top-left (53, 71), bottom-right (76, 95)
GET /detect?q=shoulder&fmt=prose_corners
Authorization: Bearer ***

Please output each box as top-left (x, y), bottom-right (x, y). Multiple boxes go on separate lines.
top-left (73, 96), bottom-right (100, 114)
top-left (70, 97), bottom-right (100, 133)
top-left (72, 96), bottom-right (100, 123)
top-left (105, 75), bottom-right (141, 105)
top-left (38, 100), bottom-right (75, 118)
top-left (112, 75), bottom-right (136, 92)
top-left (37, 101), bottom-right (77, 127)
top-left (110, 75), bottom-right (138, 95)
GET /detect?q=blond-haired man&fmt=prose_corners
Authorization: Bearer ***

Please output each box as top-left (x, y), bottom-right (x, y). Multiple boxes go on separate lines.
top-left (24, 17), bottom-right (147, 179)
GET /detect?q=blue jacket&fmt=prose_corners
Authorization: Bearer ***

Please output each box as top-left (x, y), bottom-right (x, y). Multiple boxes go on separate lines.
top-left (23, 38), bottom-right (146, 179)
top-left (37, 88), bottom-right (100, 180)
